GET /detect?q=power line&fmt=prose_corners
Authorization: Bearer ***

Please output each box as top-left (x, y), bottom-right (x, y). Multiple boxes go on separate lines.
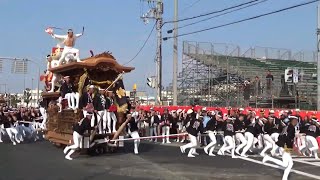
top-left (122, 21), bottom-right (157, 66)
top-left (163, 0), bottom-right (260, 25)
top-left (168, 0), bottom-right (268, 33)
top-left (164, 0), bottom-right (319, 40)
top-left (180, 0), bottom-right (201, 15)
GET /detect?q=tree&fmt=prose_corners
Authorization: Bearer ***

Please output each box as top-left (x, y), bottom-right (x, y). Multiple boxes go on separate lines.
top-left (23, 88), bottom-right (32, 107)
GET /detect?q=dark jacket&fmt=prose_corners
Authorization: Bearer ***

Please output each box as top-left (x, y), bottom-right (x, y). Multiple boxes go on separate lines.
top-left (73, 117), bottom-right (92, 135)
top-left (186, 118), bottom-right (204, 137)
top-left (223, 121), bottom-right (235, 137)
top-left (205, 118), bottom-right (216, 131)
top-left (276, 123), bottom-right (296, 148)
top-left (147, 114), bottom-right (160, 126)
top-left (234, 119), bottom-right (246, 132)
top-left (160, 113), bottom-right (173, 127)
top-left (105, 97), bottom-right (112, 110)
top-left (60, 81), bottom-right (75, 97)
top-left (93, 93), bottom-right (106, 111)
top-left (128, 117), bottom-right (139, 132)
top-left (306, 124), bottom-right (320, 138)
top-left (80, 92), bottom-right (93, 109)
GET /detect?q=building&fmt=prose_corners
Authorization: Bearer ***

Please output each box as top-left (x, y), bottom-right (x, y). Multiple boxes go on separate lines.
top-left (125, 90), bottom-right (172, 106)
top-left (18, 88), bottom-right (42, 107)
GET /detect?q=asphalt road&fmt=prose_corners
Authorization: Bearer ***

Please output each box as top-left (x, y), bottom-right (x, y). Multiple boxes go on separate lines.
top-left (0, 139), bottom-right (319, 180)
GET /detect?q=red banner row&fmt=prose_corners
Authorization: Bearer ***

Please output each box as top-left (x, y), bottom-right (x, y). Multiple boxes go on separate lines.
top-left (137, 105), bottom-right (319, 119)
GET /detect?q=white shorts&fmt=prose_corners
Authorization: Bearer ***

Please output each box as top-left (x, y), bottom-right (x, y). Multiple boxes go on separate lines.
top-left (177, 122), bottom-right (183, 131)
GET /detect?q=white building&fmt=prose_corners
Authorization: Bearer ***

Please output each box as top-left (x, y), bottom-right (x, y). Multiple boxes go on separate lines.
top-left (30, 89), bottom-right (42, 107)
top-left (125, 90), bottom-right (172, 106)
top-left (18, 89), bottom-right (42, 107)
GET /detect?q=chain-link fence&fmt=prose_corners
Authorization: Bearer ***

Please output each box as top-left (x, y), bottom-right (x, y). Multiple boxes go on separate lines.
top-left (179, 41), bottom-right (317, 109)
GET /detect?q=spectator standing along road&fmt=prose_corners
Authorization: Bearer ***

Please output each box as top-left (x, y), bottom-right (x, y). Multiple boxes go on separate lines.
top-left (266, 70), bottom-right (274, 97)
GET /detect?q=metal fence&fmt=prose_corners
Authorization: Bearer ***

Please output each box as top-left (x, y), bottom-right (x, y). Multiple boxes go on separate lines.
top-left (183, 41), bottom-right (316, 62)
top-left (179, 41), bottom-right (317, 109)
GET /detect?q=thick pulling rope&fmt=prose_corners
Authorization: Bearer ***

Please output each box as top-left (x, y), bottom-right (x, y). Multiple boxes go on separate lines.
top-left (110, 133), bottom-right (188, 142)
top-left (109, 131), bottom-right (228, 142)
top-left (109, 131), bottom-right (309, 145)
top-left (17, 120), bottom-right (43, 124)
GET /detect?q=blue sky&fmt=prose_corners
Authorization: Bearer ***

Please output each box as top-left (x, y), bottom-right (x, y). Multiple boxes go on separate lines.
top-left (0, 0), bottom-right (318, 95)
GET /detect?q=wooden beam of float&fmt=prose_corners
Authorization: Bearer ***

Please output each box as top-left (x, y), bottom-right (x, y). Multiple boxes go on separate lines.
top-left (105, 71), bottom-right (125, 91)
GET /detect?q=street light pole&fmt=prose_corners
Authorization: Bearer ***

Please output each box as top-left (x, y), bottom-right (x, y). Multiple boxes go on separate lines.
top-left (26, 59), bottom-right (41, 106)
top-left (173, 0), bottom-right (178, 106)
top-left (32, 77), bottom-right (34, 106)
top-left (317, 4), bottom-right (320, 110)
top-left (37, 66), bottom-right (40, 105)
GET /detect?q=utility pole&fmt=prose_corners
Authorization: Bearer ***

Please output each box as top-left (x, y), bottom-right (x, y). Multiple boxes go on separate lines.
top-left (173, 0), bottom-right (178, 106)
top-left (156, 0), bottom-right (163, 105)
top-left (32, 78), bottom-right (34, 107)
top-left (317, 5), bottom-right (320, 110)
top-left (141, 0), bottom-right (163, 105)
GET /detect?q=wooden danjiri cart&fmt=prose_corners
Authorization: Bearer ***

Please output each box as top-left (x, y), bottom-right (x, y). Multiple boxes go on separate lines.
top-left (41, 51), bottom-right (134, 154)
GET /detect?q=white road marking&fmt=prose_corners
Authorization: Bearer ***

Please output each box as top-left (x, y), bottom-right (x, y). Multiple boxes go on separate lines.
top-left (246, 154), bottom-right (300, 158)
top-left (290, 155), bottom-right (301, 158)
top-left (216, 152), bottom-right (320, 179)
top-left (293, 158), bottom-right (320, 162)
top-left (293, 159), bottom-right (320, 167)
top-left (156, 142), bottom-right (320, 178)
top-left (314, 162), bottom-right (320, 166)
top-left (237, 156), bottom-right (320, 180)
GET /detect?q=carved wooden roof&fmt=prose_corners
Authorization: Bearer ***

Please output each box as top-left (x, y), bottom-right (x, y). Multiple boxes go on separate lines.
top-left (49, 52), bottom-right (135, 74)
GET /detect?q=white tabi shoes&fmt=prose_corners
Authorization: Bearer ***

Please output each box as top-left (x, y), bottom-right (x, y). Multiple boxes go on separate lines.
top-left (65, 155), bottom-right (73, 161)
top-left (180, 146), bottom-right (185, 153)
top-left (187, 154), bottom-right (195, 158)
top-left (192, 152), bottom-right (199, 156)
top-left (204, 147), bottom-right (209, 155)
